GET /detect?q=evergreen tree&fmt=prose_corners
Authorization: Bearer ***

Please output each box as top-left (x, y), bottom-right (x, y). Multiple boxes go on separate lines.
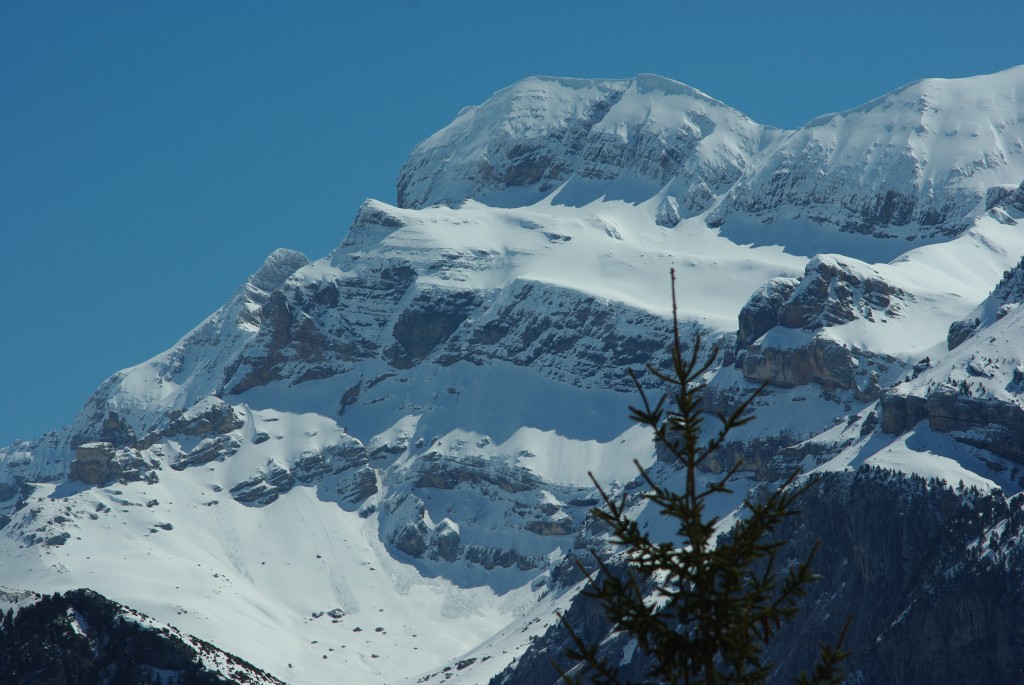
top-left (559, 271), bottom-right (848, 685)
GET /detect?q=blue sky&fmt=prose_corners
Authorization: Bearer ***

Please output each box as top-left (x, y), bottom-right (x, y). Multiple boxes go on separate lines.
top-left (2, 0), bottom-right (1023, 445)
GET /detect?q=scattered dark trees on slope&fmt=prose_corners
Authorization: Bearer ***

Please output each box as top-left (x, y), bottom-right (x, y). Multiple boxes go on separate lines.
top-left (0, 589), bottom-right (280, 685)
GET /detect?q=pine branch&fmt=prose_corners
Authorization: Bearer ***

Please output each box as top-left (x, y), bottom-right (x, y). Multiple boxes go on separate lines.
top-left (561, 270), bottom-right (849, 685)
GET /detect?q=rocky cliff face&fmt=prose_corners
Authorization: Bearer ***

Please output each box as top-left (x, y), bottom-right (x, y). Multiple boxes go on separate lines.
top-left (761, 471), bottom-right (1024, 685)
top-left (881, 257), bottom-right (1024, 463)
top-left (735, 255), bottom-right (907, 395)
top-left (985, 179), bottom-right (1024, 225)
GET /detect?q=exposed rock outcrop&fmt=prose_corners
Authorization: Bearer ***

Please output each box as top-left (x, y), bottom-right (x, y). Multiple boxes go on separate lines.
top-left (412, 453), bottom-right (539, 494)
top-left (947, 317), bottom-right (981, 350)
top-left (163, 397), bottom-right (243, 437)
top-left (385, 287), bottom-right (482, 368)
top-left (882, 386), bottom-right (1024, 464)
top-left (736, 256), bottom-right (906, 391)
top-left (439, 279), bottom-right (678, 392)
top-left (882, 264), bottom-right (1024, 461)
top-left (171, 435), bottom-right (241, 471)
top-left (68, 441), bottom-right (158, 485)
top-left (68, 442), bottom-right (117, 485)
top-left (740, 334), bottom-right (856, 391)
top-left (69, 411), bottom-right (137, 450)
top-left (229, 440), bottom-right (373, 506)
top-left (230, 464), bottom-right (296, 505)
top-left (736, 277), bottom-right (799, 349)
top-left (224, 290), bottom-right (334, 393)
top-left (985, 179), bottom-right (1024, 224)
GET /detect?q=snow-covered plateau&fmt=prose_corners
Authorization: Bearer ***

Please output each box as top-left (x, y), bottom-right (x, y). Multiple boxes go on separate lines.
top-left (5, 66), bottom-right (1024, 683)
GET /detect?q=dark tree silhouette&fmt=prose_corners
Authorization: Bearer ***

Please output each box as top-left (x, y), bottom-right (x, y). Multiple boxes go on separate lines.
top-left (559, 270), bottom-right (848, 685)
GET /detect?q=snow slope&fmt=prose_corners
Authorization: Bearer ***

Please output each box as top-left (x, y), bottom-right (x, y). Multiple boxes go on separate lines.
top-left (711, 65), bottom-right (1024, 238)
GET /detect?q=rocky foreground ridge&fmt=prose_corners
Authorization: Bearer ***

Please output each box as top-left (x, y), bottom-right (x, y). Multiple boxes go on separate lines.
top-left (3, 66), bottom-right (1024, 683)
top-left (0, 587), bottom-right (283, 684)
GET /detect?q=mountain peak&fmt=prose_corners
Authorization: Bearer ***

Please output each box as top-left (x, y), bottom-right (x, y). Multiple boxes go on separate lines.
top-left (629, 72), bottom-right (727, 105)
top-left (248, 247), bottom-right (309, 293)
top-left (396, 72), bottom-right (769, 213)
top-left (806, 63), bottom-right (1024, 128)
top-left (709, 64), bottom-right (1024, 238)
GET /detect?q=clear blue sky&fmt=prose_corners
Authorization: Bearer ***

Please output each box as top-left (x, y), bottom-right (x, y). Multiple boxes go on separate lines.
top-left (3, 0), bottom-right (1023, 445)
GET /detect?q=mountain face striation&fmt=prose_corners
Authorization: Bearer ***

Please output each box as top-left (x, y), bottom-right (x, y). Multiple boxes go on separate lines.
top-left (4, 66), bottom-right (1024, 684)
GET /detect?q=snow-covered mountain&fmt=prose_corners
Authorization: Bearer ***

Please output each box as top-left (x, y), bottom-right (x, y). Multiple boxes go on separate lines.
top-left (711, 66), bottom-right (1024, 241)
top-left (396, 74), bottom-right (776, 220)
top-left (4, 66), bottom-right (1024, 683)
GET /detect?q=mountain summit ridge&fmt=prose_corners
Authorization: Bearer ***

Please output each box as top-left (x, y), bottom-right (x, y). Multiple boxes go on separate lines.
top-left (400, 65), bottom-right (1024, 241)
top-left (396, 72), bottom-right (774, 215)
